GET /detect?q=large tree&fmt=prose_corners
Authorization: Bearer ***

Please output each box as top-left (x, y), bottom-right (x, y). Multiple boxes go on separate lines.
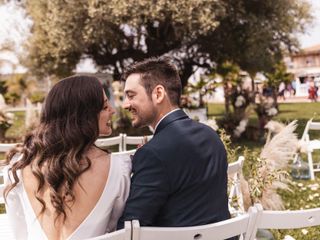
top-left (17, 0), bottom-right (312, 86)
top-left (201, 0), bottom-right (312, 88)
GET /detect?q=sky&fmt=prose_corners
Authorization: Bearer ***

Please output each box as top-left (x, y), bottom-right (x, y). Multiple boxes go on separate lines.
top-left (0, 0), bottom-right (320, 74)
top-left (298, 0), bottom-right (320, 48)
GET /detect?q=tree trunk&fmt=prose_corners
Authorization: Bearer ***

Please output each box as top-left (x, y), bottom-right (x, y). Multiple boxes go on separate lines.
top-left (180, 62), bottom-right (194, 89)
top-left (199, 92), bottom-right (205, 108)
top-left (0, 127), bottom-right (6, 142)
top-left (224, 83), bottom-right (230, 114)
top-left (272, 87), bottom-right (279, 109)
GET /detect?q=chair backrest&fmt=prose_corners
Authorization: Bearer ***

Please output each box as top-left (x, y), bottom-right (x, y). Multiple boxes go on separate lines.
top-left (301, 119), bottom-right (320, 141)
top-left (122, 134), bottom-right (153, 151)
top-left (299, 119), bottom-right (320, 179)
top-left (227, 156), bottom-right (244, 175)
top-left (308, 121), bottom-right (320, 131)
top-left (111, 149), bottom-right (137, 159)
top-left (83, 221), bottom-right (131, 240)
top-left (301, 119), bottom-right (312, 141)
top-left (248, 203), bottom-right (320, 239)
top-left (95, 134), bottom-right (124, 152)
top-left (227, 156), bottom-right (245, 215)
top-left (0, 143), bottom-right (17, 154)
top-left (132, 206), bottom-right (258, 240)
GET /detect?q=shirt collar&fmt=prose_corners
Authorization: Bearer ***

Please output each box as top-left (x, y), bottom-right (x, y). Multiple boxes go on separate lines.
top-left (150, 108), bottom-right (180, 133)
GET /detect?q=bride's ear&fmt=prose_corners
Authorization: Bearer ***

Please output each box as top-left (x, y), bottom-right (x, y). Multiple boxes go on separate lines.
top-left (152, 85), bottom-right (166, 104)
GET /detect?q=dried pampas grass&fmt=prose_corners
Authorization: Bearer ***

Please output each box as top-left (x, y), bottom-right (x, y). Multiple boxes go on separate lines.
top-left (242, 120), bottom-right (299, 210)
top-left (261, 120), bottom-right (299, 169)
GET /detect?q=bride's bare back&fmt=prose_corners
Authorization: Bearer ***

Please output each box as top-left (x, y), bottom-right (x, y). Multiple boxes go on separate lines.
top-left (22, 148), bottom-right (110, 240)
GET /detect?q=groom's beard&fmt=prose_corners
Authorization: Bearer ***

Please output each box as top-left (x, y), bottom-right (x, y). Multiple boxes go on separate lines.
top-left (129, 107), bottom-right (157, 129)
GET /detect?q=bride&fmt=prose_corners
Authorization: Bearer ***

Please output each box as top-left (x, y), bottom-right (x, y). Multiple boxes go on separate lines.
top-left (2, 75), bottom-right (131, 239)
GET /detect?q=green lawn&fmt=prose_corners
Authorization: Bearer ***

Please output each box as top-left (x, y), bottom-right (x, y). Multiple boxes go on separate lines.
top-left (208, 102), bottom-right (320, 137)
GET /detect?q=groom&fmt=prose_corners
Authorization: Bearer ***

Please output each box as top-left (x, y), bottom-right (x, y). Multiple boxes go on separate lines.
top-left (117, 57), bottom-right (230, 228)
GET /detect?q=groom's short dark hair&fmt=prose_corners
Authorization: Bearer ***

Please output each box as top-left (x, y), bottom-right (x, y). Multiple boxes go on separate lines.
top-left (122, 57), bottom-right (182, 106)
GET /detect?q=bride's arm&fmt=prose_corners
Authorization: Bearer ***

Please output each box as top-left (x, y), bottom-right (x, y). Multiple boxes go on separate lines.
top-left (4, 167), bottom-right (28, 239)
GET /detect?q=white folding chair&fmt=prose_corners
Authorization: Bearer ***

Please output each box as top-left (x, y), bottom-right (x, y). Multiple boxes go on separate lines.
top-left (132, 206), bottom-right (258, 240)
top-left (249, 203), bottom-right (320, 240)
top-left (297, 119), bottom-right (320, 179)
top-left (0, 143), bottom-right (18, 153)
top-left (122, 134), bottom-right (153, 151)
top-left (111, 149), bottom-right (137, 159)
top-left (95, 134), bottom-right (124, 152)
top-left (227, 156), bottom-right (245, 216)
top-left (84, 221), bottom-right (131, 240)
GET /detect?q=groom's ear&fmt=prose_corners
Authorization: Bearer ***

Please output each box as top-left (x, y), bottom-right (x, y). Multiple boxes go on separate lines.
top-left (152, 85), bottom-right (166, 104)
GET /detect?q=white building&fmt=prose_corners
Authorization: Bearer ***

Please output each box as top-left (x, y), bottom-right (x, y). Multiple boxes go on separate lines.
top-left (286, 44), bottom-right (320, 96)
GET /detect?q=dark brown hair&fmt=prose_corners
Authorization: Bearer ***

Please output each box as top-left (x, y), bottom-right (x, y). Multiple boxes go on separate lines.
top-left (122, 57), bottom-right (182, 106)
top-left (4, 75), bottom-right (105, 222)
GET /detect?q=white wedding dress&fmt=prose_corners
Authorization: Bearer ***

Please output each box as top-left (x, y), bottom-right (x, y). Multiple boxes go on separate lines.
top-left (4, 153), bottom-right (131, 240)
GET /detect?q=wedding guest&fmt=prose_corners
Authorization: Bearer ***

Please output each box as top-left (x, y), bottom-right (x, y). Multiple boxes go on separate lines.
top-left (3, 75), bottom-right (131, 239)
top-left (308, 81), bottom-right (318, 102)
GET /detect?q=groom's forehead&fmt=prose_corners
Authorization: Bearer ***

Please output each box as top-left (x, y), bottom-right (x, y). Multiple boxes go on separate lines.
top-left (124, 74), bottom-right (145, 91)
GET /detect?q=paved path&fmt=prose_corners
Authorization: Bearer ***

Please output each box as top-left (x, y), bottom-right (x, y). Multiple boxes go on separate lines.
top-left (278, 96), bottom-right (318, 103)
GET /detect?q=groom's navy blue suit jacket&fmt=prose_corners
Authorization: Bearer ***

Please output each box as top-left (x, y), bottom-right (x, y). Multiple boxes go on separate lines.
top-left (118, 109), bottom-right (230, 228)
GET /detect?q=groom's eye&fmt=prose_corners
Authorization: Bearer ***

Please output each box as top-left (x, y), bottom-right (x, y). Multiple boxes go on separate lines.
top-left (127, 93), bottom-right (134, 99)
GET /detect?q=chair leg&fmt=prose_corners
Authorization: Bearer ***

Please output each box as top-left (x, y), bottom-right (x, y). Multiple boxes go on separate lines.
top-left (235, 182), bottom-right (244, 213)
top-left (293, 153), bottom-right (299, 164)
top-left (307, 151), bottom-right (315, 180)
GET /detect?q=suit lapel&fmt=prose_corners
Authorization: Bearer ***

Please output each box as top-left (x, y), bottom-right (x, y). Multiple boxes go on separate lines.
top-left (154, 109), bottom-right (189, 135)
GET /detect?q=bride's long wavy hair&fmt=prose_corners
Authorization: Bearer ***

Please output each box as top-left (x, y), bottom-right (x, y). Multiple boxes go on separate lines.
top-left (3, 75), bottom-right (105, 222)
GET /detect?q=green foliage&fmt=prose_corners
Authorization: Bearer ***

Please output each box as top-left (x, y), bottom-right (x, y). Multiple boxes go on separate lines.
top-left (0, 111), bottom-right (14, 136)
top-left (20, 0), bottom-right (312, 87)
top-left (4, 73), bottom-right (37, 105)
top-left (5, 111), bottom-right (26, 140)
top-left (29, 91), bottom-right (45, 103)
top-left (265, 61), bottom-right (294, 89)
top-left (0, 81), bottom-right (8, 95)
top-left (219, 129), bottom-right (241, 163)
top-left (4, 92), bottom-right (20, 106)
top-left (184, 75), bottom-right (216, 108)
top-left (216, 61), bottom-right (241, 85)
top-left (244, 150), bottom-right (289, 203)
top-left (215, 61), bottom-right (242, 114)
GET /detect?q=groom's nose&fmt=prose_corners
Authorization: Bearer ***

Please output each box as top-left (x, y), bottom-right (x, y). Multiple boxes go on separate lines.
top-left (122, 97), bottom-right (130, 110)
